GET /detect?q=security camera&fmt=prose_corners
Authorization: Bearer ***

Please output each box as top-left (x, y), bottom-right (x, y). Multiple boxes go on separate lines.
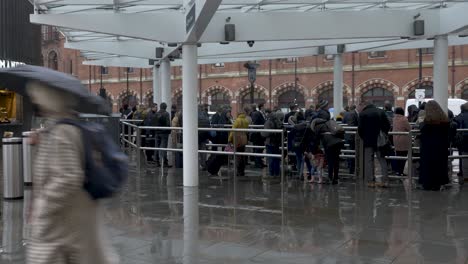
top-left (247, 40), bottom-right (255, 48)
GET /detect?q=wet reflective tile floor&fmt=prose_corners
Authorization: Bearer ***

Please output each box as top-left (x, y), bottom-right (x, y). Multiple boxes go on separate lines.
top-left (3, 163), bottom-right (468, 263)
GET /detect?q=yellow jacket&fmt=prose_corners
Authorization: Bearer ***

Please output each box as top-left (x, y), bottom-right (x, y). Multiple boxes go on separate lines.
top-left (228, 113), bottom-right (249, 143)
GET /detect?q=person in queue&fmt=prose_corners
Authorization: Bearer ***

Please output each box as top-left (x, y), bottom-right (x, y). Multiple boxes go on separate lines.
top-left (198, 104), bottom-right (211, 170)
top-left (284, 103), bottom-right (298, 123)
top-left (311, 107), bottom-right (344, 185)
top-left (343, 105), bottom-right (359, 174)
top-left (152, 102), bottom-right (171, 167)
top-left (418, 100), bottom-right (450, 191)
top-left (392, 107), bottom-right (411, 176)
top-left (144, 103), bottom-right (158, 162)
top-left (262, 111), bottom-right (284, 177)
top-left (455, 102), bottom-right (468, 183)
top-left (291, 112), bottom-right (310, 179)
top-left (229, 110), bottom-right (250, 176)
top-left (210, 106), bottom-right (229, 152)
top-left (316, 100), bottom-right (331, 121)
top-left (251, 103), bottom-right (267, 168)
top-left (358, 101), bottom-right (391, 188)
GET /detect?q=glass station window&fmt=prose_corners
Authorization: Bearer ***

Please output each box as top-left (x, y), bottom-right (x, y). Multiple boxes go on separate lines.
top-left (361, 87), bottom-right (394, 108)
top-left (318, 89), bottom-right (349, 109)
top-left (241, 91), bottom-right (266, 109)
top-left (278, 90), bottom-right (305, 110)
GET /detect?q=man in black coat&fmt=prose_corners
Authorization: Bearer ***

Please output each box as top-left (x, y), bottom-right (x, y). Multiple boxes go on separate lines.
top-left (284, 103), bottom-right (298, 123)
top-left (251, 103), bottom-right (267, 167)
top-left (455, 102), bottom-right (468, 182)
top-left (358, 102), bottom-right (391, 187)
top-left (152, 102), bottom-right (172, 167)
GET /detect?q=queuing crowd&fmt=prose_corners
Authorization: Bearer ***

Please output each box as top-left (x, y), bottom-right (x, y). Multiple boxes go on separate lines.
top-left (121, 98), bottom-right (468, 191)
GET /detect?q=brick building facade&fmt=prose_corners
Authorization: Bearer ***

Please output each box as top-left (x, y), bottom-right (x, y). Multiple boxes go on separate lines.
top-left (42, 30), bottom-right (468, 114)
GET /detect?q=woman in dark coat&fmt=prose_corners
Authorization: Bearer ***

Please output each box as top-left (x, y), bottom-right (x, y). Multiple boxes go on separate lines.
top-left (419, 100), bottom-right (450, 191)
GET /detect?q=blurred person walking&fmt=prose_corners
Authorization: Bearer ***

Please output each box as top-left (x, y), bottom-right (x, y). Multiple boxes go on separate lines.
top-left (144, 103), bottom-right (158, 162)
top-left (26, 82), bottom-right (117, 264)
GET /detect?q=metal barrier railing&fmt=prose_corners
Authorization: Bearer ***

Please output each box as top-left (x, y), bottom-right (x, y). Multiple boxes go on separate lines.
top-left (121, 120), bottom-right (468, 190)
top-left (121, 121), bottom-right (286, 188)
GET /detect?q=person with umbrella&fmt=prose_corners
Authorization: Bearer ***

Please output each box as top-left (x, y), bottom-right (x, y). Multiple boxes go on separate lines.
top-left (0, 65), bottom-right (116, 264)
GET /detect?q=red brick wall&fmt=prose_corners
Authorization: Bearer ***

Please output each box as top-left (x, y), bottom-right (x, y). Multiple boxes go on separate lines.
top-left (43, 37), bottom-right (468, 113)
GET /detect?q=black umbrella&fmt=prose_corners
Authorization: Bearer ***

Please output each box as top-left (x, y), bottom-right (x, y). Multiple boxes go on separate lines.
top-left (0, 65), bottom-right (110, 115)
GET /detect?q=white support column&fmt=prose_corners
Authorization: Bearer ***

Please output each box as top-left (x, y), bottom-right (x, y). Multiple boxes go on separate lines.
top-left (182, 45), bottom-right (199, 187)
top-left (152, 64), bottom-right (161, 105)
top-left (433, 35), bottom-right (449, 112)
top-left (183, 187), bottom-right (199, 264)
top-left (333, 54), bottom-right (344, 114)
top-left (161, 59), bottom-right (172, 111)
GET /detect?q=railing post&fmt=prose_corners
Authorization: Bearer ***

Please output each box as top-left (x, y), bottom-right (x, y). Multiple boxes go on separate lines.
top-left (281, 128), bottom-right (285, 194)
top-left (407, 130), bottom-right (413, 191)
top-left (127, 123), bottom-right (132, 150)
top-left (233, 130), bottom-right (237, 179)
top-left (136, 126), bottom-right (142, 170)
top-left (120, 121), bottom-right (125, 147)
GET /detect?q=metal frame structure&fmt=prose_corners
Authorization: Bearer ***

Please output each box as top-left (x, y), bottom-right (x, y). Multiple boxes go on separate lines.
top-left (30, 0), bottom-right (468, 186)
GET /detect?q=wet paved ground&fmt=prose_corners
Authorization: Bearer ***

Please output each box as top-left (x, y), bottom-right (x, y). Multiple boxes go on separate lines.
top-left (2, 156), bottom-right (468, 263)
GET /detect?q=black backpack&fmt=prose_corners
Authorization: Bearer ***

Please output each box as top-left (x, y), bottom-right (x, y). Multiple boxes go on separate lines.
top-left (58, 120), bottom-right (128, 200)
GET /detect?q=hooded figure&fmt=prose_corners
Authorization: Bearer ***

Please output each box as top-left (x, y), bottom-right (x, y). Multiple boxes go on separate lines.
top-left (26, 81), bottom-right (117, 264)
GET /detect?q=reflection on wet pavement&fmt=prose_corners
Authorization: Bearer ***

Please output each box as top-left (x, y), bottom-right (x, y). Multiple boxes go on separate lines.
top-left (3, 161), bottom-right (468, 264)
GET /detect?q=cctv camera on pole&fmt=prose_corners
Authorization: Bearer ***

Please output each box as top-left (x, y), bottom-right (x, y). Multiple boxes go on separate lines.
top-left (244, 62), bottom-right (260, 104)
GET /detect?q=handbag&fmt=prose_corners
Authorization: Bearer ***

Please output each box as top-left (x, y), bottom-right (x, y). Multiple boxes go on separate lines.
top-left (225, 144), bottom-right (234, 153)
top-left (377, 130), bottom-right (389, 148)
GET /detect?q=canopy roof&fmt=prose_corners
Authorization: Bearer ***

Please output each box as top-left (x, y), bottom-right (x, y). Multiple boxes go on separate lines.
top-left (31, 0), bottom-right (468, 67)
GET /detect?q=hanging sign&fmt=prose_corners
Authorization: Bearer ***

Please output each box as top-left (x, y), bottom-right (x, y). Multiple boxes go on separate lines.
top-left (186, 3), bottom-right (196, 33)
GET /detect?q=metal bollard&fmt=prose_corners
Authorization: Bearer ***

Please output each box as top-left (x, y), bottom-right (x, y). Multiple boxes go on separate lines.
top-left (2, 138), bottom-right (23, 200)
top-left (22, 132), bottom-right (34, 186)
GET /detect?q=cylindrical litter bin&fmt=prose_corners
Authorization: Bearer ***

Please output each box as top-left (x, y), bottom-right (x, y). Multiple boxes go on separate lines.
top-left (22, 132), bottom-right (34, 186)
top-left (2, 138), bottom-right (23, 200)
top-left (2, 200), bottom-right (24, 261)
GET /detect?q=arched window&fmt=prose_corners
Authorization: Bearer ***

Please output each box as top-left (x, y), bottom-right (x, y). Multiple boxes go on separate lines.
top-left (48, 51), bottom-right (58, 70)
top-left (462, 88), bottom-right (468, 100)
top-left (209, 91), bottom-right (230, 107)
top-left (241, 91), bottom-right (266, 109)
top-left (409, 85), bottom-right (434, 99)
top-left (278, 90), bottom-right (304, 109)
top-left (119, 93), bottom-right (138, 109)
top-left (361, 87), bottom-right (394, 108)
top-left (318, 89), bottom-right (348, 109)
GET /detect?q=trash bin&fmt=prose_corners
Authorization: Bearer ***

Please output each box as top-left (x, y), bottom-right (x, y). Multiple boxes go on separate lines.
top-left (2, 200), bottom-right (24, 261)
top-left (2, 138), bottom-right (23, 200)
top-left (22, 132), bottom-right (34, 186)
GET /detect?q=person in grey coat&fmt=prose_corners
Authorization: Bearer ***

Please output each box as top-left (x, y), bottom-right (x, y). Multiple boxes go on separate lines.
top-left (26, 81), bottom-right (117, 264)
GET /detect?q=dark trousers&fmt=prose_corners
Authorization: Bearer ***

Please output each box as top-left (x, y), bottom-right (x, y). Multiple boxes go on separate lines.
top-left (145, 134), bottom-right (155, 161)
top-left (266, 145), bottom-right (281, 176)
top-left (156, 134), bottom-right (169, 163)
top-left (394, 150), bottom-right (408, 175)
top-left (346, 138), bottom-right (356, 174)
top-left (236, 146), bottom-right (246, 176)
top-left (325, 146), bottom-right (341, 181)
top-left (253, 139), bottom-right (265, 166)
